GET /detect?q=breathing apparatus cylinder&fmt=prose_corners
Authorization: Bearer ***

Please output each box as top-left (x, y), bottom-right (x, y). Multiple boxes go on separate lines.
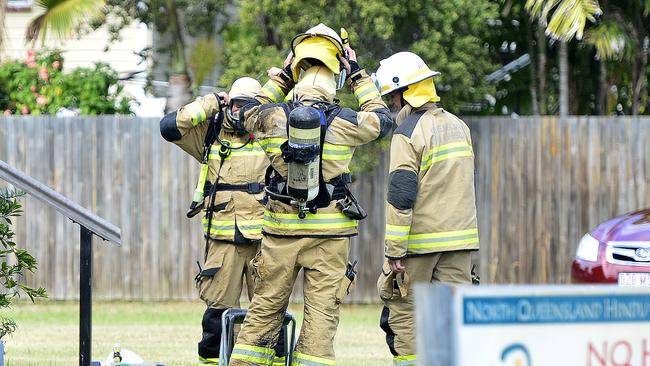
top-left (286, 106), bottom-right (322, 217)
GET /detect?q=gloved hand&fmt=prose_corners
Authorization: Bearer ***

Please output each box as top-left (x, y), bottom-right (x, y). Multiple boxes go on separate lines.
top-left (215, 91), bottom-right (229, 111)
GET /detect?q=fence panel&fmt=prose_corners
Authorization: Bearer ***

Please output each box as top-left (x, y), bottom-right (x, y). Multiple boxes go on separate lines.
top-left (1, 116), bottom-right (649, 300)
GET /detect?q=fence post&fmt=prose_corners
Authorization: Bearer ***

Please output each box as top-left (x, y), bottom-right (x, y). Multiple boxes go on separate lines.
top-left (79, 226), bottom-right (93, 366)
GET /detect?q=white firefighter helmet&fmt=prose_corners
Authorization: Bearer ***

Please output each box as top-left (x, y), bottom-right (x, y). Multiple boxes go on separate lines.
top-left (228, 77), bottom-right (261, 100)
top-left (373, 52), bottom-right (440, 96)
top-left (226, 77), bottom-right (261, 129)
top-left (373, 52), bottom-right (441, 107)
top-left (290, 23), bottom-right (345, 81)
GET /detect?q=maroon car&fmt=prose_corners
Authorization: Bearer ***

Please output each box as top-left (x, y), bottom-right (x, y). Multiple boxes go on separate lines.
top-left (571, 209), bottom-right (650, 285)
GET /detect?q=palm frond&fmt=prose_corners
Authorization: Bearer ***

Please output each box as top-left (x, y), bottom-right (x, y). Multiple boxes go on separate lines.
top-left (585, 20), bottom-right (635, 61)
top-left (526, 0), bottom-right (602, 41)
top-left (26, 0), bottom-right (105, 44)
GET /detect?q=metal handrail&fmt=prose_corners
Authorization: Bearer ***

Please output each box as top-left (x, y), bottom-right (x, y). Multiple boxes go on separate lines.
top-left (0, 160), bottom-right (121, 244)
top-left (0, 159), bottom-right (121, 366)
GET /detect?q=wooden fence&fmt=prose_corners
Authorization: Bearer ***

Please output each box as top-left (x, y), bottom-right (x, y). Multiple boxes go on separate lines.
top-left (1, 116), bottom-right (649, 301)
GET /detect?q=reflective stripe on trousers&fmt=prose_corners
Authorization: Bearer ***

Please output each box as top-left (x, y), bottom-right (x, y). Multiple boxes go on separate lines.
top-left (198, 355), bottom-right (220, 365)
top-left (230, 344), bottom-right (275, 365)
top-left (263, 211), bottom-right (357, 230)
top-left (393, 355), bottom-right (416, 366)
top-left (292, 351), bottom-right (335, 366)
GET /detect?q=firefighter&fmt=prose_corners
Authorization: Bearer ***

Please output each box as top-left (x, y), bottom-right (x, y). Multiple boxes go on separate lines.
top-left (228, 24), bottom-right (393, 366)
top-left (373, 51), bottom-right (480, 365)
top-left (159, 77), bottom-right (286, 365)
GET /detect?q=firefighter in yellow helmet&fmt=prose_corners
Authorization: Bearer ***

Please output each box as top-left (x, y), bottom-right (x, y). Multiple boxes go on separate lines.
top-left (372, 52), bottom-right (479, 365)
top-left (159, 77), bottom-right (286, 365)
top-left (228, 24), bottom-right (393, 366)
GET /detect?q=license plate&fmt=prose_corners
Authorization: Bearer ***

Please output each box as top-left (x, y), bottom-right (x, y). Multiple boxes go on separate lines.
top-left (618, 272), bottom-right (650, 286)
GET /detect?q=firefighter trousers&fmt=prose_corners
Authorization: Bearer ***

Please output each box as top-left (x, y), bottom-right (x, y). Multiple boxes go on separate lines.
top-left (229, 235), bottom-right (352, 366)
top-left (378, 250), bottom-right (472, 366)
top-left (196, 240), bottom-right (259, 364)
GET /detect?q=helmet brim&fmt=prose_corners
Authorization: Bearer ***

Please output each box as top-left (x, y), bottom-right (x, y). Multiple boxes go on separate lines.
top-left (291, 33), bottom-right (344, 56)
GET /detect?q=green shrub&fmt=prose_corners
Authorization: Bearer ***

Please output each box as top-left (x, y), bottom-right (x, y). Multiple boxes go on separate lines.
top-left (0, 189), bottom-right (47, 339)
top-left (0, 49), bottom-right (132, 115)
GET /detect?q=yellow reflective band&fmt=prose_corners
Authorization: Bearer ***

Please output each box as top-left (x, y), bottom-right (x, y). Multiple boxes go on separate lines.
top-left (264, 211), bottom-right (357, 230)
top-left (385, 224), bottom-right (411, 241)
top-left (231, 344), bottom-right (275, 366)
top-left (198, 357), bottom-right (220, 364)
top-left (354, 82), bottom-right (380, 105)
top-left (238, 220), bottom-right (263, 235)
top-left (322, 143), bottom-right (352, 161)
top-left (273, 356), bottom-right (287, 366)
top-left (292, 351), bottom-right (335, 366)
top-left (394, 354), bottom-right (417, 366)
top-left (209, 144), bottom-right (266, 160)
top-left (406, 68), bottom-right (431, 82)
top-left (202, 218), bottom-right (236, 235)
top-left (186, 100), bottom-right (207, 126)
top-left (421, 141), bottom-right (473, 171)
top-left (262, 81), bottom-right (286, 103)
top-left (258, 137), bottom-right (287, 154)
top-left (407, 228), bottom-right (479, 250)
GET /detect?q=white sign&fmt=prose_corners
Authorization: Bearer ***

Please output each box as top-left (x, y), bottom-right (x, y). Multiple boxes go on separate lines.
top-left (415, 285), bottom-right (650, 366)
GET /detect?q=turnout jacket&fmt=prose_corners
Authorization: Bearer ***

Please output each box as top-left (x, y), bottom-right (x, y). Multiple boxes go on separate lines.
top-left (384, 103), bottom-right (479, 259)
top-left (243, 68), bottom-right (393, 237)
top-left (160, 93), bottom-right (270, 243)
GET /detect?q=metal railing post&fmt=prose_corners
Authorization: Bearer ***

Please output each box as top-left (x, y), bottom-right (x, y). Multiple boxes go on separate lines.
top-left (79, 226), bottom-right (93, 366)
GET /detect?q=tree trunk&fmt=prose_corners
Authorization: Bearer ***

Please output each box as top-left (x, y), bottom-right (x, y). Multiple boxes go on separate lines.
top-left (559, 41), bottom-right (569, 117)
top-left (631, 36), bottom-right (648, 116)
top-left (166, 74), bottom-right (192, 112)
top-left (536, 25), bottom-right (547, 114)
top-left (597, 59), bottom-right (608, 115)
top-left (164, 0), bottom-right (191, 112)
top-left (527, 20), bottom-right (540, 115)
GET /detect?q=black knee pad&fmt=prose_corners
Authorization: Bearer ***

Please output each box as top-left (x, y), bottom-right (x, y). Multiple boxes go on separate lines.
top-left (380, 306), bottom-right (398, 356)
top-left (198, 307), bottom-right (226, 359)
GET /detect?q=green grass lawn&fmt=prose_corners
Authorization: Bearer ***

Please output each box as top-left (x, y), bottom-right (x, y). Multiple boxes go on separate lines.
top-left (3, 301), bottom-right (392, 366)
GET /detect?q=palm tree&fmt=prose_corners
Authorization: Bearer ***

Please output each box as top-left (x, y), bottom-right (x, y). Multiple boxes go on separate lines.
top-left (25, 0), bottom-right (104, 46)
top-left (525, 0), bottom-right (602, 117)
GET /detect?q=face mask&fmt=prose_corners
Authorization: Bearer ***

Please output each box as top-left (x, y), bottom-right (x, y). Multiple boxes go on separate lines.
top-left (226, 99), bottom-right (251, 135)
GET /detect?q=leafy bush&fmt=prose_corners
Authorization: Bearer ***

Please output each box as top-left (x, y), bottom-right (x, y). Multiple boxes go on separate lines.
top-left (0, 189), bottom-right (47, 339)
top-left (0, 49), bottom-right (132, 115)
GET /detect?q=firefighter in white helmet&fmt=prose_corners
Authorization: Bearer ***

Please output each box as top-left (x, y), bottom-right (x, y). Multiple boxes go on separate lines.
top-left (160, 77), bottom-right (286, 365)
top-left (373, 52), bottom-right (479, 366)
top-left (228, 23), bottom-right (392, 366)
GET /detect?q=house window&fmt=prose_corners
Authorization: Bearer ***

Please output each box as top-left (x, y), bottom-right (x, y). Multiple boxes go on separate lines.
top-left (6, 0), bottom-right (32, 11)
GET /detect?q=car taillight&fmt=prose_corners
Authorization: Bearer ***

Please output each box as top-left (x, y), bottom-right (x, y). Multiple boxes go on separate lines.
top-left (576, 233), bottom-right (600, 262)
